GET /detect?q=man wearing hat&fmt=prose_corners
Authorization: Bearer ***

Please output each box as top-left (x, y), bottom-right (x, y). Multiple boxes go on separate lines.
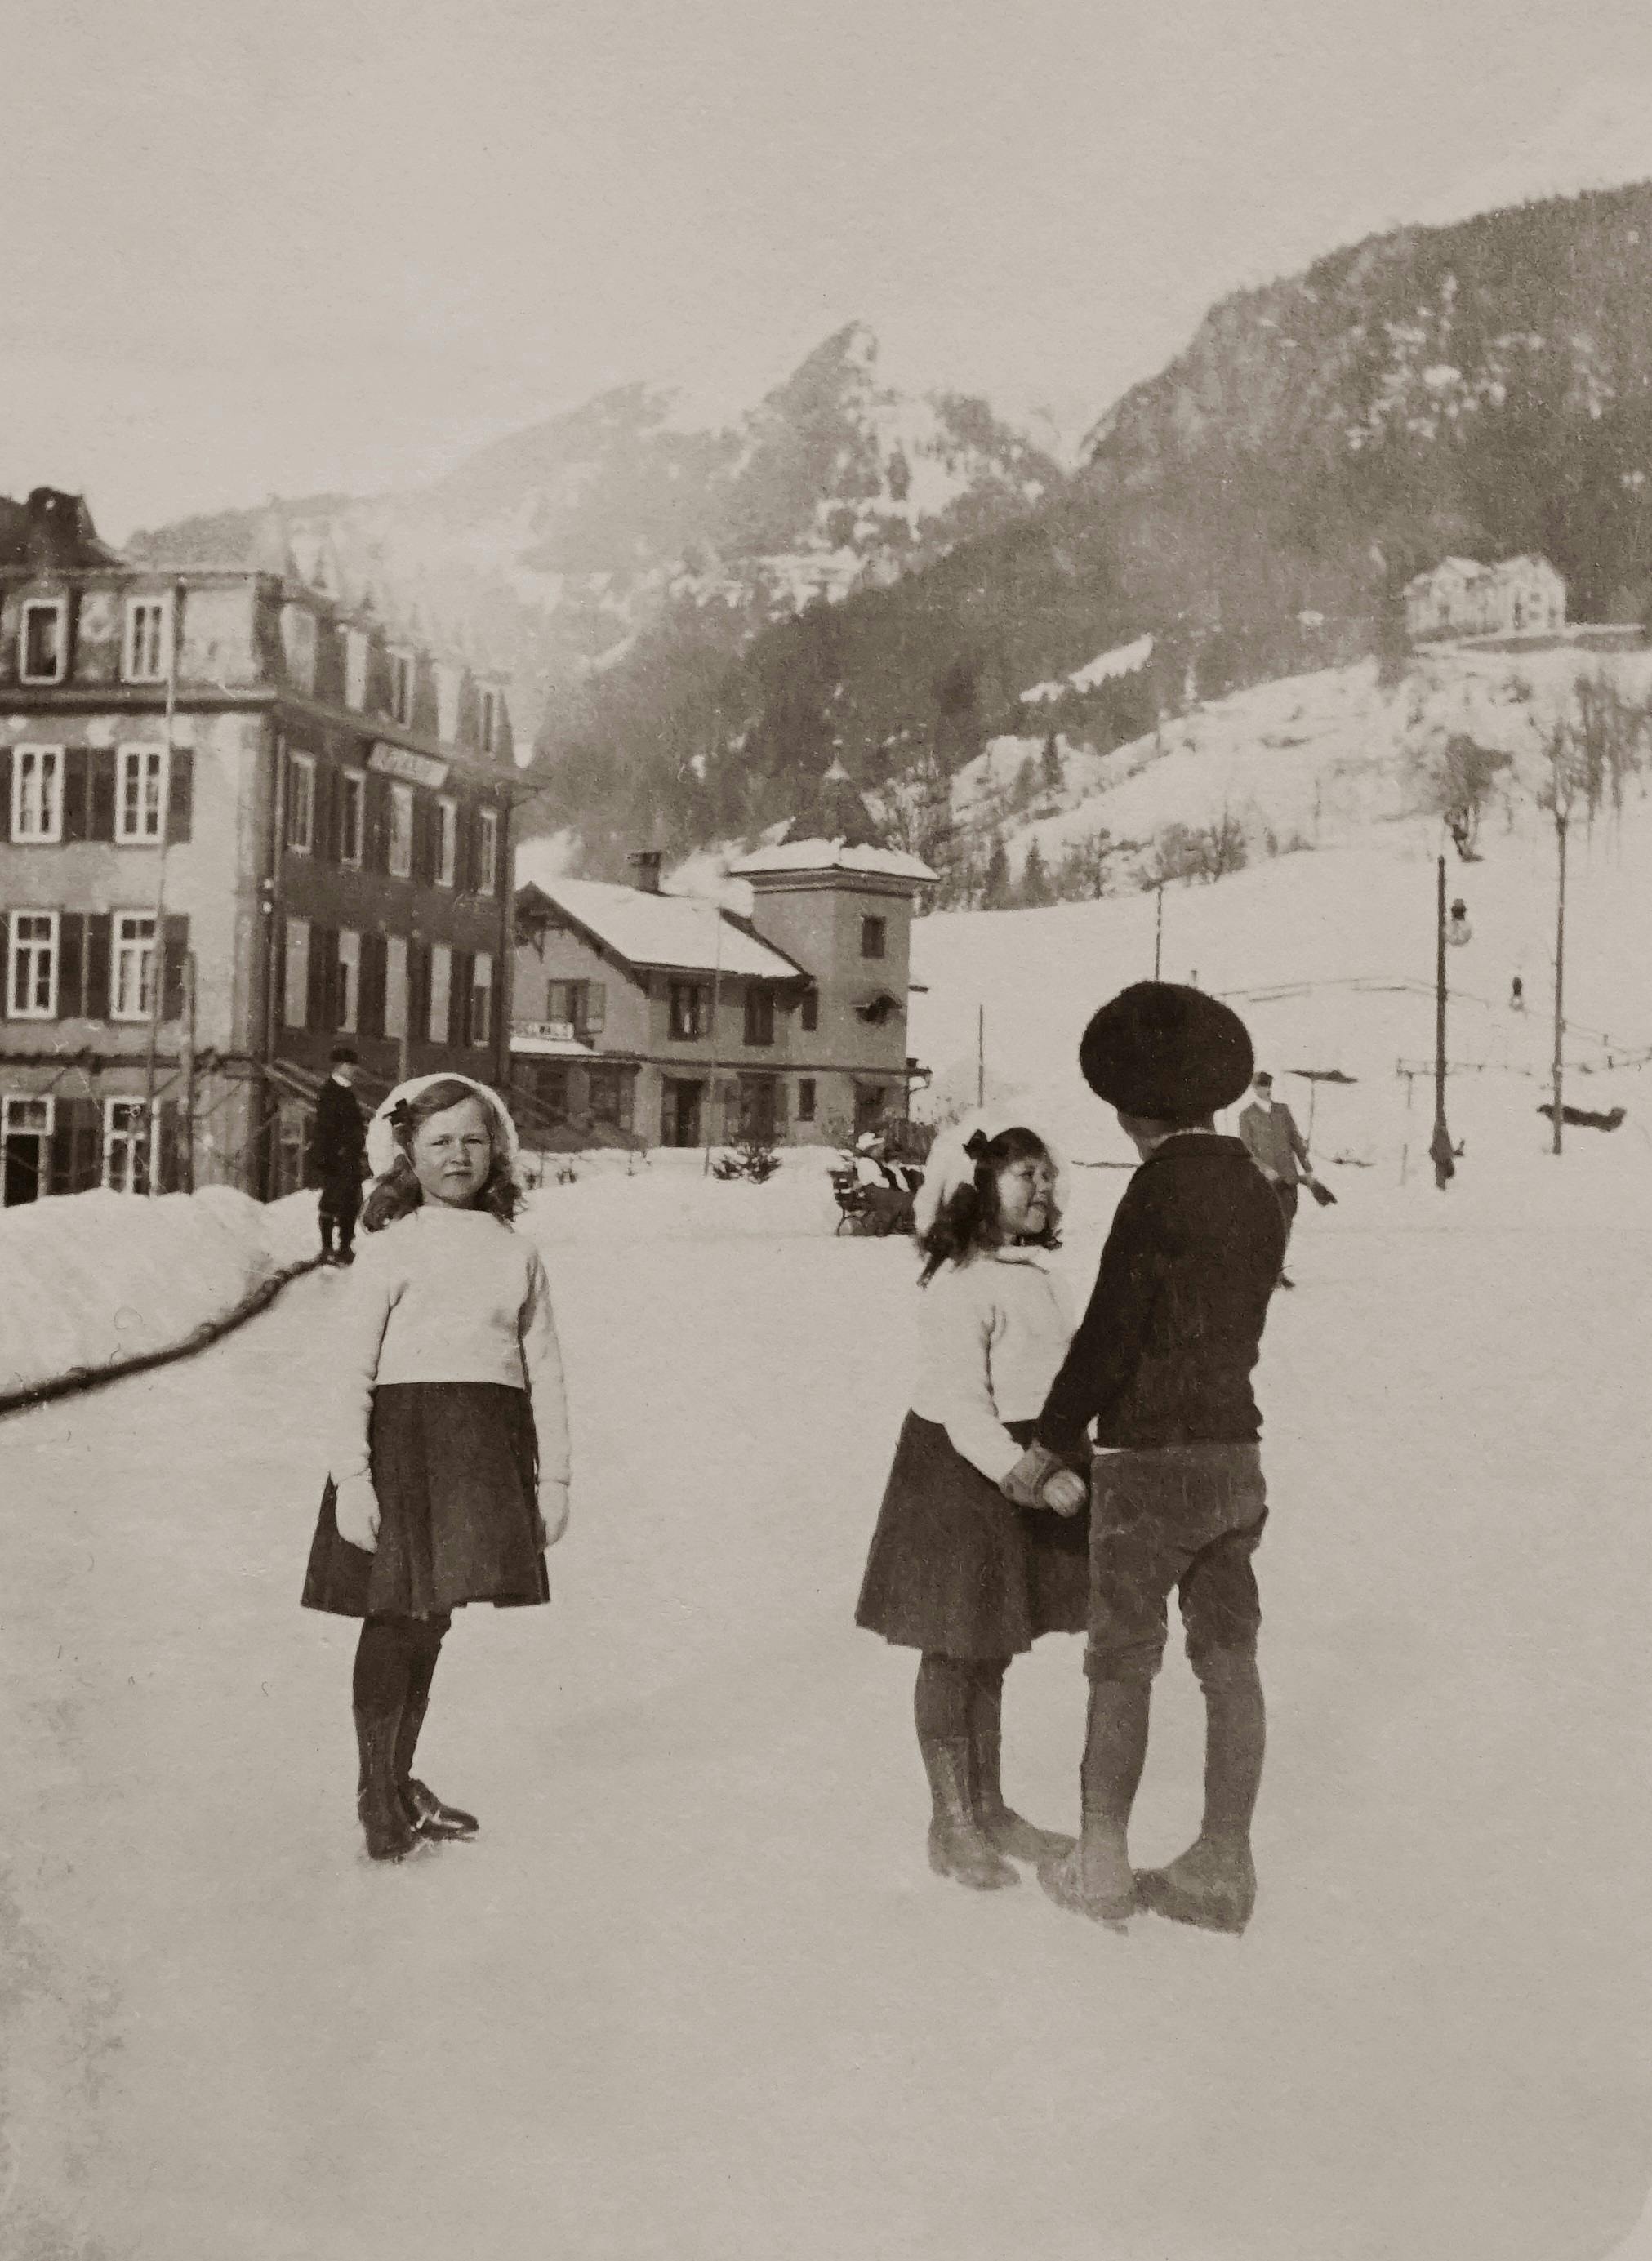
top-left (310, 1044), bottom-right (369, 1266)
top-left (1000, 983), bottom-right (1285, 1934)
top-left (1236, 1070), bottom-right (1321, 1289)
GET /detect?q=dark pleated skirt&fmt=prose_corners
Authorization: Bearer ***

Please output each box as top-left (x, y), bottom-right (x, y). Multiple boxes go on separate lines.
top-left (855, 1414), bottom-right (1091, 1659)
top-left (302, 1382), bottom-right (550, 1619)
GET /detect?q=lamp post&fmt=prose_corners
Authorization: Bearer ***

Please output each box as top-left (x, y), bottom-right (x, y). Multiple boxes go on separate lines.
top-left (1429, 854), bottom-right (1454, 1189)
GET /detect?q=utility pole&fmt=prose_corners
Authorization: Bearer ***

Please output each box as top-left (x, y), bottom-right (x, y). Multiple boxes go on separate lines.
top-left (702, 900), bottom-right (725, 1177)
top-left (1552, 805), bottom-right (1568, 1155)
top-left (977, 1004), bottom-right (986, 1107)
top-left (1153, 885), bottom-right (1164, 979)
top-left (398, 936), bottom-right (414, 1086)
top-left (141, 577), bottom-right (185, 1194)
top-left (1430, 853), bottom-right (1454, 1189)
top-left (180, 955), bottom-right (198, 1193)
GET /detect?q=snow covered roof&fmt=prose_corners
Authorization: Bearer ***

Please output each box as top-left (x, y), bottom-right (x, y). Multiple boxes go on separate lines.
top-left (729, 837), bottom-right (936, 883)
top-left (520, 878), bottom-right (808, 979)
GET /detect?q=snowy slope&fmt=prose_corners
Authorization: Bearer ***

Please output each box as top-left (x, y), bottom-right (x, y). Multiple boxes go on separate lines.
top-left (912, 647), bottom-right (1652, 1207)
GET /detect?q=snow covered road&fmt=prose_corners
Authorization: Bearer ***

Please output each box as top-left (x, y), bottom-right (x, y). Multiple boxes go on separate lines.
top-left (2, 1191), bottom-right (1650, 2260)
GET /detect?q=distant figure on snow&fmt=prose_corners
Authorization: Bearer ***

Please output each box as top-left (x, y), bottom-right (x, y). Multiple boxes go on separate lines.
top-left (302, 1075), bottom-right (572, 1864)
top-left (1236, 1071), bottom-right (1329, 1288)
top-left (852, 1132), bottom-right (914, 1232)
top-left (1511, 976), bottom-right (1525, 1011)
top-left (856, 1113), bottom-right (1090, 1892)
top-left (310, 1045), bottom-right (369, 1266)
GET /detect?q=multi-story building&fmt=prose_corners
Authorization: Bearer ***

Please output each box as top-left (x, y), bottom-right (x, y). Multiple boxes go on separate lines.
top-left (1405, 554), bottom-right (1567, 643)
top-left (510, 795), bottom-right (935, 1151)
top-left (0, 487), bottom-right (523, 1204)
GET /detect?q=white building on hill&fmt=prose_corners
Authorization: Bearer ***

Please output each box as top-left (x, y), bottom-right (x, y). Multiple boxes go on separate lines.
top-left (1405, 554), bottom-right (1566, 643)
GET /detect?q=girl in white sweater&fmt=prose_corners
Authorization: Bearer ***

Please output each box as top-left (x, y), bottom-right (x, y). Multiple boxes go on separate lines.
top-left (856, 1113), bottom-right (1090, 1892)
top-left (301, 1074), bottom-right (571, 1863)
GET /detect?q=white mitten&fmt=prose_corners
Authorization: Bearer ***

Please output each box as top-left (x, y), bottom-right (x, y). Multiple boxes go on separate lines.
top-left (333, 1472), bottom-right (381, 1552)
top-left (536, 1479), bottom-right (570, 1549)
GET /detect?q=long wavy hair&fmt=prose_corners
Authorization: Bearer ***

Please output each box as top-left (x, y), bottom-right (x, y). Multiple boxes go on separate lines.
top-left (916, 1124), bottom-right (1061, 1286)
top-left (361, 1077), bottom-right (525, 1233)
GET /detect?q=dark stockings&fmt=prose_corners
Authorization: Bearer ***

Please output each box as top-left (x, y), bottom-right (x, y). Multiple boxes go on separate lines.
top-left (351, 1611), bottom-right (449, 1722)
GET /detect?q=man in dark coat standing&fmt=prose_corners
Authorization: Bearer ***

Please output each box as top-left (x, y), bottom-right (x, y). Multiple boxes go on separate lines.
top-left (1000, 984), bottom-right (1285, 1935)
top-left (1236, 1070), bottom-right (1322, 1288)
top-left (312, 1045), bottom-right (368, 1265)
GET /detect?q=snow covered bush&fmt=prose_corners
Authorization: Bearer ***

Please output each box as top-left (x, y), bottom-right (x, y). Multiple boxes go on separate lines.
top-left (0, 1187), bottom-right (296, 1399)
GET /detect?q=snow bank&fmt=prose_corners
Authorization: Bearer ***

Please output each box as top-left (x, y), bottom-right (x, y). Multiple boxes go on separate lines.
top-left (522, 1146), bottom-right (844, 1245)
top-left (0, 1186), bottom-right (310, 1399)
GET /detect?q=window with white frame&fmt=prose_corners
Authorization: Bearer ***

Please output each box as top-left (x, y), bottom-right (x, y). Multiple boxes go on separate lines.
top-left (20, 600), bottom-right (66, 683)
top-left (112, 913), bottom-right (158, 1021)
top-left (390, 651), bottom-right (416, 727)
top-left (436, 795), bottom-right (458, 888)
top-left (388, 781), bottom-right (414, 879)
top-left (104, 1098), bottom-right (157, 1194)
top-left (284, 751), bottom-right (315, 854)
top-left (385, 934), bottom-right (408, 1039)
top-left (117, 745), bottom-right (168, 843)
top-left (470, 953), bottom-right (493, 1047)
top-left (2, 1096), bottom-right (54, 1202)
top-left (480, 688), bottom-right (500, 755)
top-left (123, 598), bottom-right (171, 683)
top-left (337, 769), bottom-right (366, 869)
top-left (337, 929), bottom-right (361, 1035)
top-left (477, 805), bottom-right (499, 896)
top-left (283, 916), bottom-right (310, 1029)
top-left (8, 913), bottom-right (58, 1017)
top-left (344, 627), bottom-right (369, 711)
top-left (428, 943), bottom-right (452, 1043)
top-left (12, 746), bottom-right (63, 843)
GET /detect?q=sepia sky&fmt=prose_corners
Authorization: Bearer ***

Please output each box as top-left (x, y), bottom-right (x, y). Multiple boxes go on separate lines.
top-left (8, 0), bottom-right (1652, 536)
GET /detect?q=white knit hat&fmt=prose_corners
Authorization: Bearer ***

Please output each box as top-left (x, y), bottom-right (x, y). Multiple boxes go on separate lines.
top-left (912, 1104), bottom-right (1066, 1241)
top-left (366, 1072), bottom-right (521, 1180)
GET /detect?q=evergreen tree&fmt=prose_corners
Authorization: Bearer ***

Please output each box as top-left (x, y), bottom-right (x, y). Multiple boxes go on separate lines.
top-left (982, 833), bottom-right (1012, 908)
top-left (1041, 732), bottom-right (1063, 793)
top-left (1020, 837), bottom-right (1053, 906)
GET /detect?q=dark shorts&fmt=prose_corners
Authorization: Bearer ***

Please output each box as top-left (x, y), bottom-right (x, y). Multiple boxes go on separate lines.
top-left (1087, 1443), bottom-right (1267, 1685)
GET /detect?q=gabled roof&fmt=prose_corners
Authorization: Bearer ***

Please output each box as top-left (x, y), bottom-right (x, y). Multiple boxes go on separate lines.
top-left (518, 878), bottom-right (808, 980)
top-left (730, 837), bottom-right (936, 883)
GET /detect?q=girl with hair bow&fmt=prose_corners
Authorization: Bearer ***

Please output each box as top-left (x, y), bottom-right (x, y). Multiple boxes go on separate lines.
top-left (301, 1074), bottom-right (572, 1863)
top-left (855, 1108), bottom-right (1091, 1891)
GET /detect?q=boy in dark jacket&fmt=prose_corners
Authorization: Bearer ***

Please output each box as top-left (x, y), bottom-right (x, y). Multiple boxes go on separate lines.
top-left (312, 1045), bottom-right (369, 1265)
top-left (1001, 984), bottom-right (1285, 1933)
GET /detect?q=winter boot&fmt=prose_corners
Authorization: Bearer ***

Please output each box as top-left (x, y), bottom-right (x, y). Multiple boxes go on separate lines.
top-left (320, 1217), bottom-right (336, 1265)
top-left (1134, 1836), bottom-right (1256, 1934)
top-left (921, 1737), bottom-right (1017, 1891)
top-left (354, 1707), bottom-right (418, 1862)
top-left (394, 1696), bottom-right (479, 1840)
top-left (973, 1724), bottom-right (1074, 1866)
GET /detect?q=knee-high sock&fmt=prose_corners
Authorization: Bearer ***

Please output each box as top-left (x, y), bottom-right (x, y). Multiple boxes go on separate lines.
top-left (1080, 1680), bottom-right (1151, 1836)
top-left (1194, 1647), bottom-right (1266, 1841)
top-left (914, 1653), bottom-right (974, 1746)
top-left (352, 1615), bottom-right (416, 1720)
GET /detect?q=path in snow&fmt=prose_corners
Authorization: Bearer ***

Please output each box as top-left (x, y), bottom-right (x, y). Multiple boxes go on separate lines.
top-left (2, 1191), bottom-right (1650, 2261)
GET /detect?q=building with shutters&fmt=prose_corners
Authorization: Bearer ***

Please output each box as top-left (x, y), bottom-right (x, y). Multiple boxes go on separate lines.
top-left (0, 487), bottom-right (523, 1204)
top-left (510, 808), bottom-right (935, 1153)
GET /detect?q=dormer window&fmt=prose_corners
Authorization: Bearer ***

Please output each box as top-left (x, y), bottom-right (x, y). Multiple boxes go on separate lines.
top-left (20, 599), bottom-right (67, 683)
top-left (123, 597), bottom-right (171, 683)
top-left (390, 651), bottom-right (416, 728)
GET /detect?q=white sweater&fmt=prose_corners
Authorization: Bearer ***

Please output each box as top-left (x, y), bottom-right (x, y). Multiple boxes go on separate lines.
top-left (909, 1246), bottom-right (1076, 1485)
top-left (327, 1206), bottom-right (571, 1488)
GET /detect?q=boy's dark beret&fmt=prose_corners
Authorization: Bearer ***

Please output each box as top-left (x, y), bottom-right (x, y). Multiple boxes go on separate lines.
top-left (1078, 982), bottom-right (1254, 1116)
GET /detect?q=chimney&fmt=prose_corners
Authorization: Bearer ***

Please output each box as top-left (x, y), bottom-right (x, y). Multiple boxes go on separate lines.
top-left (629, 848), bottom-right (664, 895)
